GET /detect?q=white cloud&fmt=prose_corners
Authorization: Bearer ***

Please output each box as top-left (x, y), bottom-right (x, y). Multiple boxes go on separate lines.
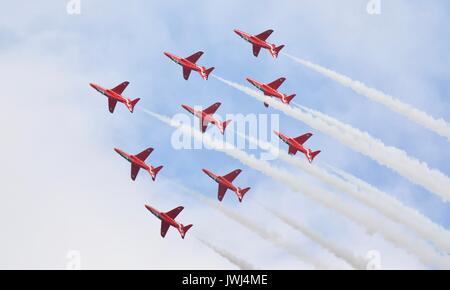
top-left (1, 0), bottom-right (449, 269)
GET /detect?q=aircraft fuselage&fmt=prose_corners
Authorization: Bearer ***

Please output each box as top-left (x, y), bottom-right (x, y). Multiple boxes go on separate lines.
top-left (275, 131), bottom-right (310, 158)
top-left (90, 83), bottom-right (129, 103)
top-left (114, 148), bottom-right (150, 171)
top-left (202, 169), bottom-right (238, 193)
top-left (164, 52), bottom-right (205, 76)
top-left (182, 105), bottom-right (221, 129)
top-left (246, 78), bottom-right (286, 101)
top-left (234, 29), bottom-right (272, 50)
top-left (145, 205), bottom-right (185, 236)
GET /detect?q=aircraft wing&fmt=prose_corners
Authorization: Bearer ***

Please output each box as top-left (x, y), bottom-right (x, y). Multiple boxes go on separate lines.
top-left (200, 117), bottom-right (208, 133)
top-left (183, 67), bottom-right (192, 80)
top-left (165, 206), bottom-right (184, 219)
top-left (288, 145), bottom-right (298, 155)
top-left (218, 184), bottom-right (228, 201)
top-left (108, 98), bottom-right (118, 113)
top-left (203, 102), bottom-right (221, 115)
top-left (223, 169), bottom-right (242, 182)
top-left (185, 51), bottom-right (204, 64)
top-left (267, 77), bottom-right (286, 90)
top-left (135, 147), bottom-right (153, 161)
top-left (111, 81), bottom-right (129, 95)
top-left (131, 164), bottom-right (141, 180)
top-left (293, 133), bottom-right (313, 145)
top-left (160, 221), bottom-right (170, 238)
top-left (252, 44), bottom-right (262, 57)
top-left (255, 29), bottom-right (274, 41)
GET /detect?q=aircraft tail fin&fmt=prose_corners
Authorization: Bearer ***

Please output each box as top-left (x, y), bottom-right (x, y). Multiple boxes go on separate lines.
top-left (150, 165), bottom-right (163, 181)
top-left (203, 67), bottom-right (215, 80)
top-left (128, 98), bottom-right (140, 113)
top-left (283, 94), bottom-right (296, 105)
top-left (271, 44), bottom-right (285, 58)
top-left (180, 224), bottom-right (193, 239)
top-left (237, 187), bottom-right (251, 202)
top-left (219, 119), bottom-right (232, 135)
top-left (308, 150), bottom-right (321, 163)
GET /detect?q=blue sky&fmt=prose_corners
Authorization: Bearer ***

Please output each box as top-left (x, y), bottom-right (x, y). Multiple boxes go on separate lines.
top-left (0, 0), bottom-right (449, 269)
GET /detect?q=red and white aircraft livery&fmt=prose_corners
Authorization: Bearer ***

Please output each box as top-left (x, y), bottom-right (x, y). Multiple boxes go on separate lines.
top-left (274, 131), bottom-right (321, 163)
top-left (182, 102), bottom-right (232, 135)
top-left (202, 168), bottom-right (251, 202)
top-left (114, 147), bottom-right (163, 181)
top-left (164, 51), bottom-right (215, 80)
top-left (246, 77), bottom-right (296, 107)
top-left (234, 29), bottom-right (285, 58)
top-left (89, 81), bottom-right (140, 113)
top-left (145, 204), bottom-right (193, 239)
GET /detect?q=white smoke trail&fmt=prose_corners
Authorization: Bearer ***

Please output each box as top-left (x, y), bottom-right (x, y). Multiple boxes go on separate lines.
top-left (329, 165), bottom-right (450, 250)
top-left (301, 103), bottom-right (450, 202)
top-left (258, 202), bottom-right (366, 270)
top-left (212, 75), bottom-right (450, 202)
top-left (142, 108), bottom-right (450, 269)
top-left (195, 235), bottom-right (257, 270)
top-left (169, 180), bottom-right (331, 270)
top-left (239, 132), bottom-right (450, 253)
top-left (282, 52), bottom-right (450, 142)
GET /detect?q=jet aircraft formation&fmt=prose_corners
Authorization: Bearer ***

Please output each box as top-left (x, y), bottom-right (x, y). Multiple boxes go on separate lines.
top-left (89, 29), bottom-right (321, 239)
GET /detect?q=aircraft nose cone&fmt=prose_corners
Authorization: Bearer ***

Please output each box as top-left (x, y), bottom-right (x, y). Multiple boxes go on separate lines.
top-left (163, 52), bottom-right (171, 58)
top-left (144, 204), bottom-right (152, 211)
top-left (89, 83), bottom-right (96, 89)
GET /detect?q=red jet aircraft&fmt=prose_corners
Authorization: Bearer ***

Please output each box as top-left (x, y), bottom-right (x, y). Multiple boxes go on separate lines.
top-left (274, 131), bottom-right (321, 163)
top-left (202, 168), bottom-right (251, 202)
top-left (114, 147), bottom-right (163, 181)
top-left (145, 204), bottom-right (193, 239)
top-left (246, 77), bottom-right (296, 107)
top-left (164, 51), bottom-right (215, 80)
top-left (182, 102), bottom-right (232, 135)
top-left (234, 29), bottom-right (285, 58)
top-left (89, 81), bottom-right (140, 113)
